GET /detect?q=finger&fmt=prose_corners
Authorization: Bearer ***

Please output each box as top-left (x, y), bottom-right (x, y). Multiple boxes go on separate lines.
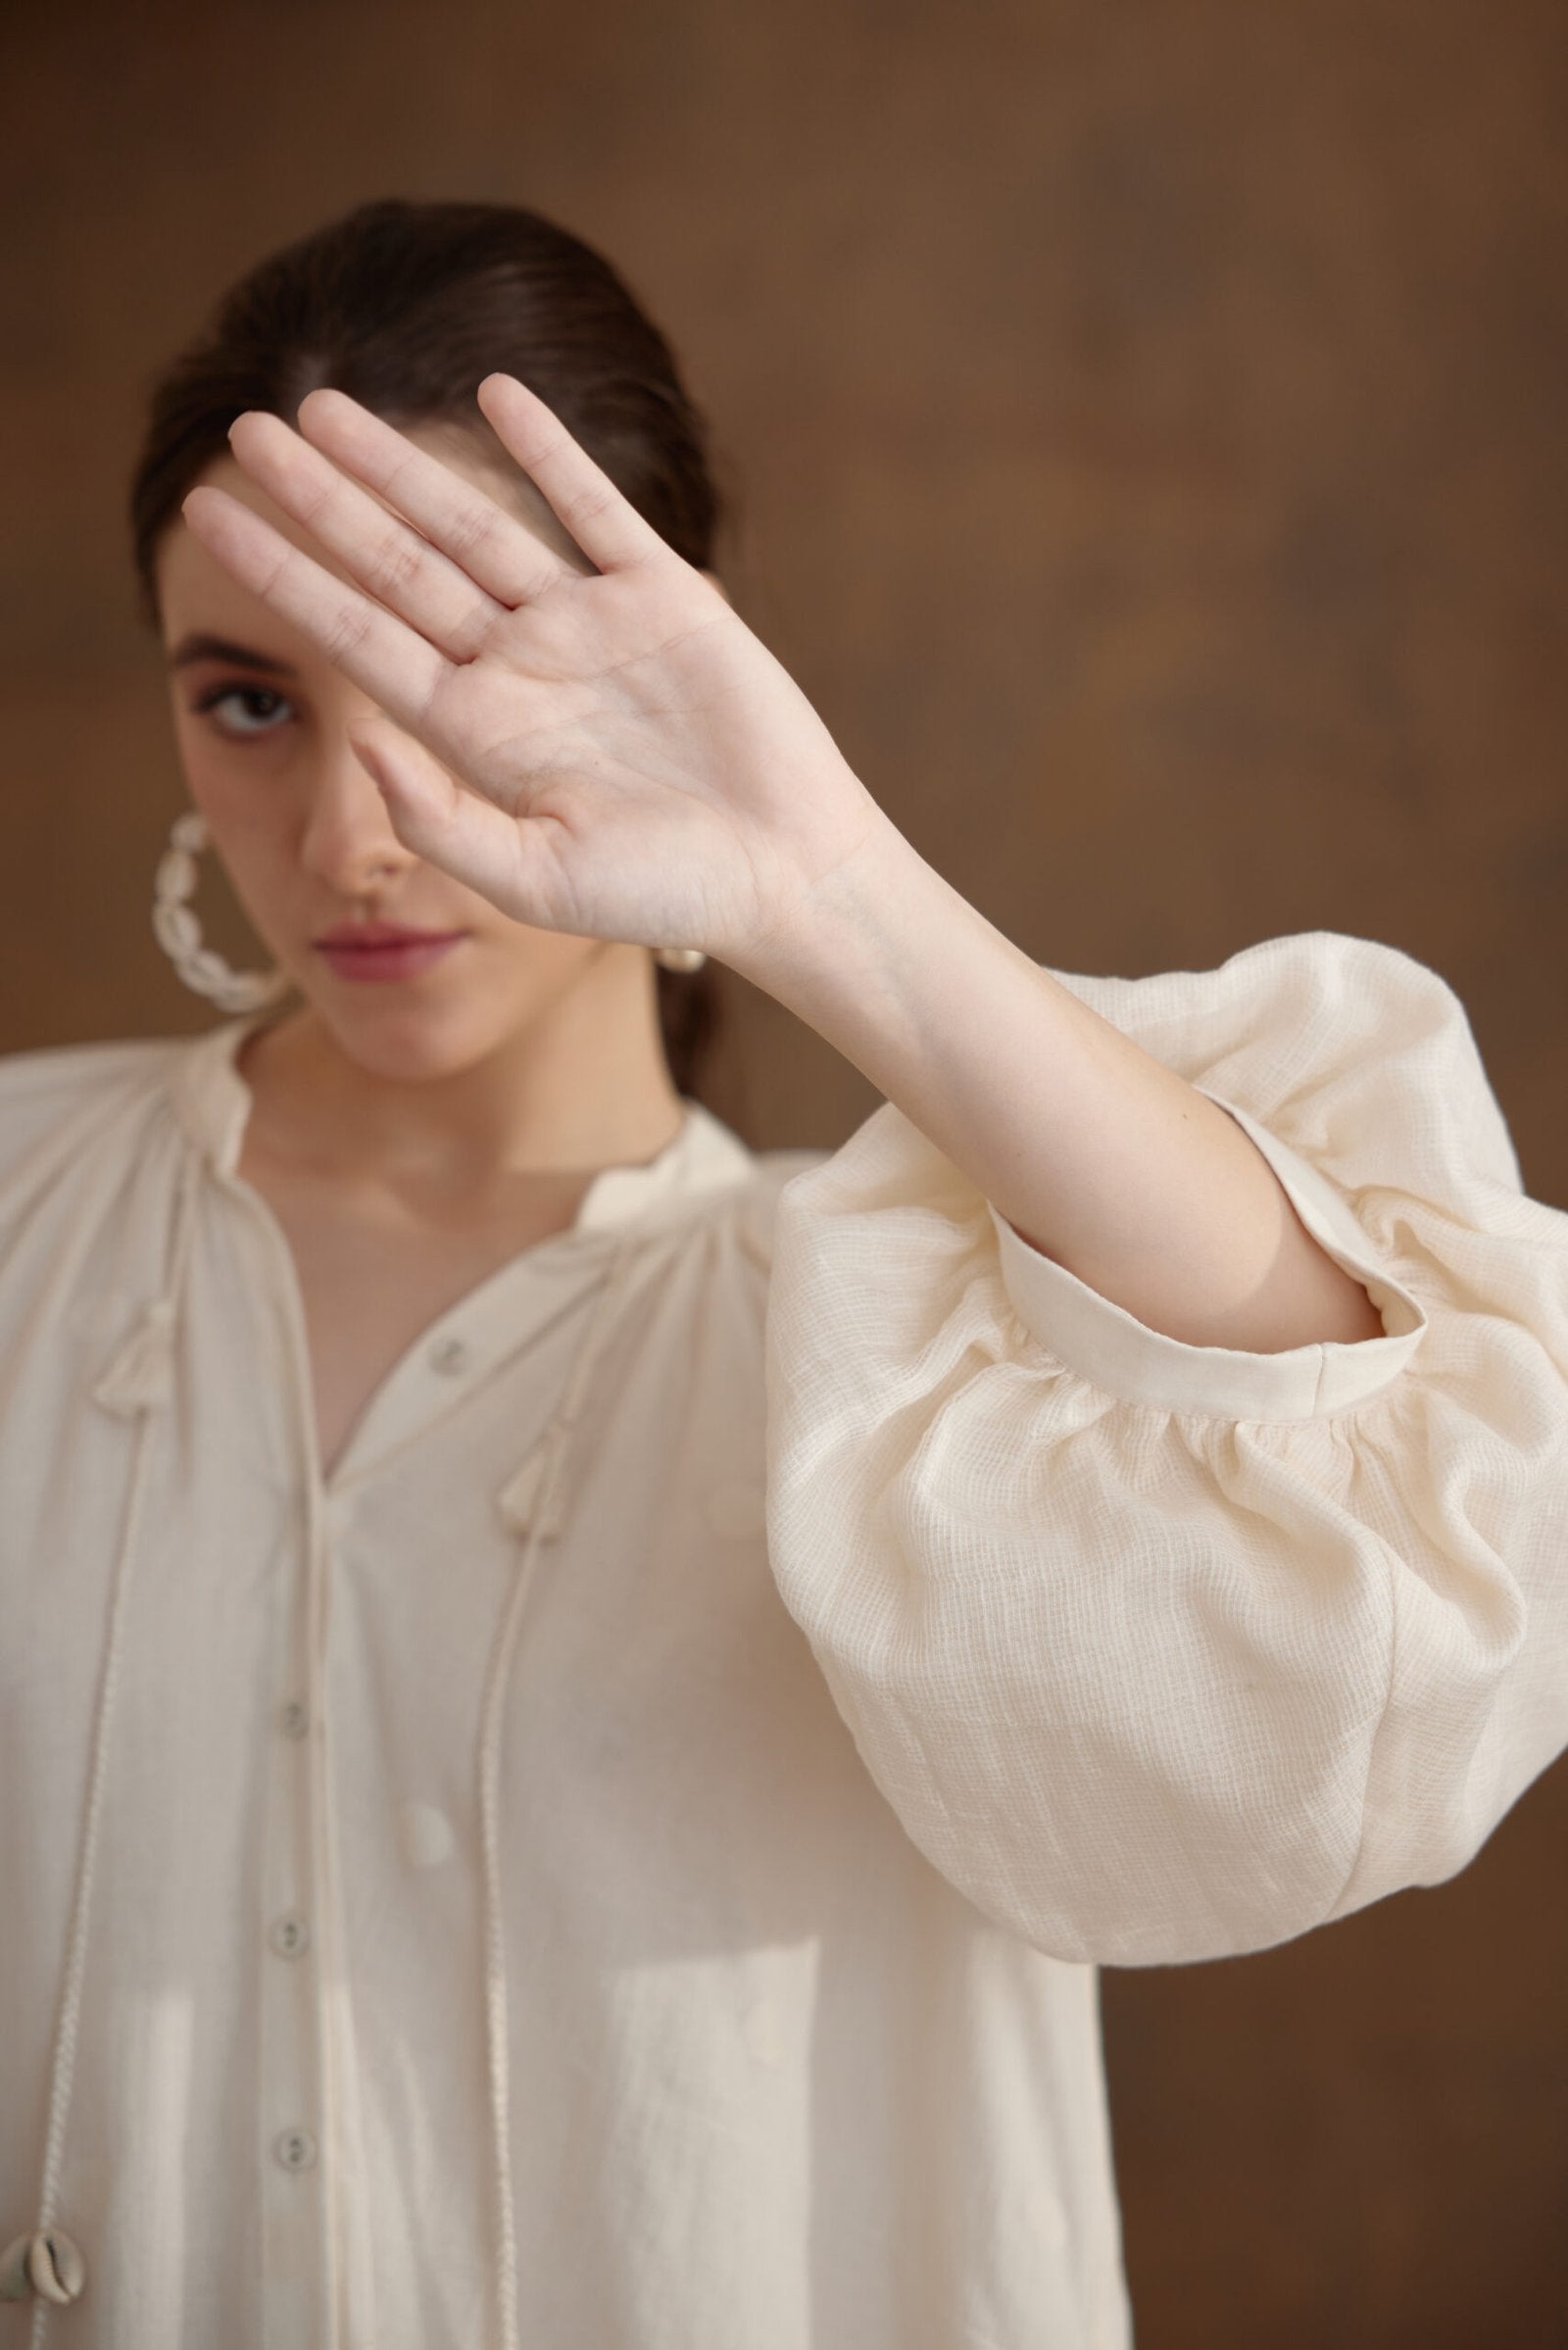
top-left (227, 411), bottom-right (503, 661)
top-left (350, 734), bottom-right (568, 927)
top-left (181, 484), bottom-right (449, 732)
top-left (476, 372), bottom-right (675, 575)
top-left (295, 388), bottom-right (570, 608)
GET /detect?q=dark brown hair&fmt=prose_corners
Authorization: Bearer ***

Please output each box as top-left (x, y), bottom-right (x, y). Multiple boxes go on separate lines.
top-left (128, 196), bottom-right (722, 1095)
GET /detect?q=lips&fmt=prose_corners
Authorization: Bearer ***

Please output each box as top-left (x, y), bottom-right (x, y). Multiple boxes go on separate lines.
top-left (312, 923), bottom-right (469, 984)
top-left (314, 921), bottom-right (465, 950)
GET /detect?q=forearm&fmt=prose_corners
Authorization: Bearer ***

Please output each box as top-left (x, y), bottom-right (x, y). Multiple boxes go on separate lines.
top-left (740, 805), bottom-right (1385, 1355)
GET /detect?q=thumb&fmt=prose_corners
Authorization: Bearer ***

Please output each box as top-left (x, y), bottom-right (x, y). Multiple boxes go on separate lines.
top-left (347, 731), bottom-right (454, 841)
top-left (346, 734), bottom-right (542, 921)
top-left (348, 731), bottom-right (410, 805)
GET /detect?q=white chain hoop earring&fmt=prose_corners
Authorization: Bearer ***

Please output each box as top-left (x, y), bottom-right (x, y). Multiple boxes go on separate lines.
top-left (653, 947), bottom-right (708, 973)
top-left (152, 809), bottom-right (291, 1015)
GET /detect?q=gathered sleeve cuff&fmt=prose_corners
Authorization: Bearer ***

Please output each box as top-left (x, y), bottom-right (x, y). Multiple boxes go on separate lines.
top-left (987, 1089), bottom-right (1430, 1421)
top-left (762, 930), bottom-right (1568, 1967)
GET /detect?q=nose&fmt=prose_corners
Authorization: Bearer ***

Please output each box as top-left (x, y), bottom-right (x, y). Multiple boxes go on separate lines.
top-left (299, 719), bottom-right (418, 897)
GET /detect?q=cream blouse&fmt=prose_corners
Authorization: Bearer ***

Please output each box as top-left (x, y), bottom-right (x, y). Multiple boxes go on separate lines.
top-left (1, 927), bottom-right (1564, 2350)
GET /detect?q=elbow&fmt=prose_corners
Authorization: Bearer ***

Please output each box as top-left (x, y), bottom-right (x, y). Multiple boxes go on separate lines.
top-left (944, 1815), bottom-right (1361, 1971)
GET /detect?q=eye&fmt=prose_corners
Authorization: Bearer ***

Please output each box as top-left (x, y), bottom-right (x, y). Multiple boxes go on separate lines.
top-left (192, 681), bottom-right (296, 739)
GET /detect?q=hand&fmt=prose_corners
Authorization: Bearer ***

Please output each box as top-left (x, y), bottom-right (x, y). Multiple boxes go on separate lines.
top-left (180, 375), bottom-right (887, 976)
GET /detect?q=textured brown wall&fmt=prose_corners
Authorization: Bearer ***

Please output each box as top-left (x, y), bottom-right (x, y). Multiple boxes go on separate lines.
top-left (4, 2), bottom-right (1565, 2341)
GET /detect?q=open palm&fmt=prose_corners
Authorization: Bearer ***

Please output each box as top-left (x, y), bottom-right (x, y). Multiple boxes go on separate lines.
top-left (182, 375), bottom-right (883, 968)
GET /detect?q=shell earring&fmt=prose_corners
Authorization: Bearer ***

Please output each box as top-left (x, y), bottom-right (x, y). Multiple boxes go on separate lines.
top-left (152, 809), bottom-right (291, 1015)
top-left (653, 946), bottom-right (708, 973)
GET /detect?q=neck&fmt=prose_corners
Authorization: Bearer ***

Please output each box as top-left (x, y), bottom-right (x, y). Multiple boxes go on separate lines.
top-left (236, 948), bottom-right (687, 1199)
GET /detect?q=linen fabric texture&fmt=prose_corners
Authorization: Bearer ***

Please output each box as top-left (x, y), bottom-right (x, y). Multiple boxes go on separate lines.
top-left (0, 927), bottom-right (1563, 2350)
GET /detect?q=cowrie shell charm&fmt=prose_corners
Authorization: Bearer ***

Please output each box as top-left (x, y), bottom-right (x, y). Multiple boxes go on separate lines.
top-left (150, 806), bottom-right (290, 1015)
top-left (0, 2227), bottom-right (86, 2304)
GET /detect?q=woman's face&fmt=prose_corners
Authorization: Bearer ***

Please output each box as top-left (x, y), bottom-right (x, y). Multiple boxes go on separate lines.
top-left (155, 420), bottom-right (638, 1085)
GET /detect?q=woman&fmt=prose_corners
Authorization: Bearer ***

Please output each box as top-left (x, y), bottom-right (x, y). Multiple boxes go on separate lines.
top-left (2, 197), bottom-right (1564, 2350)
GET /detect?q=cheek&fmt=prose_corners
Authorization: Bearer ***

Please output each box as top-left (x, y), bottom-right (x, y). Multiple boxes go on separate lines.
top-left (173, 716), bottom-right (296, 845)
top-left (173, 752), bottom-right (302, 949)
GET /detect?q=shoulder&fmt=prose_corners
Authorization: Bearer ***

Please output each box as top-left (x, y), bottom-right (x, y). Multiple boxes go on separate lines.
top-left (724, 1142), bottom-right (835, 1267)
top-left (0, 1031), bottom-right (191, 1121)
top-left (0, 1031), bottom-right (192, 1192)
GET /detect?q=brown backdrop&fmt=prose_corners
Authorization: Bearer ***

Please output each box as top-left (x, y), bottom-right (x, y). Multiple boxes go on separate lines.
top-left (4, 2), bottom-right (1565, 2342)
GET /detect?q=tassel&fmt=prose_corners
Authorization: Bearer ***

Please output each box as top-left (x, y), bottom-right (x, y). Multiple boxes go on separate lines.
top-left (496, 1427), bottom-right (568, 1542)
top-left (0, 2228), bottom-right (85, 2304)
top-left (92, 1298), bottom-right (176, 1418)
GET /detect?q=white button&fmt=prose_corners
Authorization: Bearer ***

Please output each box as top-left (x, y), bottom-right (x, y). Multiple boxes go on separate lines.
top-left (428, 1337), bottom-right (469, 1377)
top-left (707, 1476), bottom-right (767, 1540)
top-left (270, 1912), bottom-right (311, 1959)
top-left (278, 1700), bottom-right (309, 1739)
top-left (398, 1801), bottom-right (456, 1869)
top-left (273, 2127), bottom-right (317, 2172)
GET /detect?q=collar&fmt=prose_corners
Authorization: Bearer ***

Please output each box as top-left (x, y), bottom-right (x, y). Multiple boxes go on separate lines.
top-left (165, 1010), bottom-right (756, 1235)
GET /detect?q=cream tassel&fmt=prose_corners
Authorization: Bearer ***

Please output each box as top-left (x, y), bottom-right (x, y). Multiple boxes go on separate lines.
top-left (92, 1298), bottom-right (176, 1418)
top-left (0, 2230), bottom-right (84, 2307)
top-left (494, 1426), bottom-right (570, 1542)
top-left (480, 1235), bottom-right (638, 2350)
top-left (6, 1160), bottom-right (197, 2335)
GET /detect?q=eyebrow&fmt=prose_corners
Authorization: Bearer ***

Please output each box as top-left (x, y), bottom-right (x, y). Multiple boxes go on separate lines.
top-left (167, 632), bottom-right (301, 677)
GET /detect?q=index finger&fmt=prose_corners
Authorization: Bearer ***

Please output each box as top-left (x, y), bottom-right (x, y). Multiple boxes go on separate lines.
top-left (294, 389), bottom-right (571, 607)
top-left (476, 372), bottom-right (678, 574)
top-left (180, 482), bottom-right (450, 731)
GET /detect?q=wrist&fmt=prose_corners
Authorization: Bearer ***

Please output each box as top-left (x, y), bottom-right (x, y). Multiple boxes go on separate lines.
top-left (729, 806), bottom-right (981, 1076)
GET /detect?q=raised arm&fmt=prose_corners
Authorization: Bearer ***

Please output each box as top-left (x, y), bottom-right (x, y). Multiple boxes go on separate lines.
top-left (185, 377), bottom-right (1377, 1355)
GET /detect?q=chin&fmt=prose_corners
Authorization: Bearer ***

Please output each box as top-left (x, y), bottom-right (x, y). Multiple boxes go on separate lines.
top-left (309, 986), bottom-right (515, 1085)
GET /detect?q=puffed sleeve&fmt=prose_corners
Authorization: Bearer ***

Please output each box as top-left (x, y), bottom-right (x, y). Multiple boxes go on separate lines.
top-left (762, 929), bottom-right (1568, 1966)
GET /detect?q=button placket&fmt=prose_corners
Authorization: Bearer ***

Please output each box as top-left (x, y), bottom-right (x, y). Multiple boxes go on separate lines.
top-left (258, 1516), bottom-right (332, 2345)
